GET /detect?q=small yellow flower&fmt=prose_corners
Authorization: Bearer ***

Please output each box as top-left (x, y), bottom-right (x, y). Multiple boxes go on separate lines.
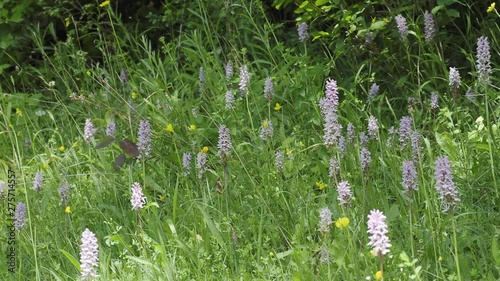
top-left (375, 271), bottom-right (383, 280)
top-left (15, 108), bottom-right (23, 117)
top-left (315, 181), bottom-right (327, 190)
top-left (59, 146), bottom-right (65, 152)
top-left (335, 217), bottom-right (350, 229)
top-left (438, 256), bottom-right (443, 262)
top-left (269, 251), bottom-right (274, 257)
top-left (43, 163), bottom-right (49, 170)
top-left (274, 103), bottom-right (282, 111)
top-left (201, 146), bottom-right (209, 154)
top-left (262, 120), bottom-right (269, 128)
top-left (86, 70), bottom-right (91, 76)
top-left (65, 206), bottom-right (71, 214)
top-left (165, 123), bottom-right (174, 133)
top-left (99, 0), bottom-right (110, 7)
top-left (65, 17), bottom-right (70, 27)
top-left (72, 141), bottom-right (80, 148)
top-left (189, 124), bottom-right (196, 131)
top-left (286, 148), bottom-right (292, 157)
top-left (372, 17), bottom-right (376, 23)
top-left (487, 2), bottom-right (496, 13)
top-left (131, 92), bottom-right (137, 99)
top-left (158, 195), bottom-right (164, 201)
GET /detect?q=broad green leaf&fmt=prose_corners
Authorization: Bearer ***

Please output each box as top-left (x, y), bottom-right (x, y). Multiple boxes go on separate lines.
top-left (126, 255), bottom-right (162, 272)
top-left (493, 236), bottom-right (500, 265)
top-left (447, 9), bottom-right (460, 18)
top-left (166, 219), bottom-right (177, 236)
top-left (105, 108), bottom-right (115, 122)
top-left (431, 5), bottom-right (443, 14)
top-left (386, 204), bottom-right (399, 221)
top-left (311, 31), bottom-right (330, 39)
top-left (277, 249), bottom-right (293, 259)
top-left (197, 204), bottom-right (225, 248)
top-left (299, 1), bottom-right (311, 9)
top-left (370, 20), bottom-right (387, 30)
top-left (315, 0), bottom-right (329, 6)
top-left (60, 249), bottom-right (80, 271)
top-left (400, 251), bottom-right (410, 262)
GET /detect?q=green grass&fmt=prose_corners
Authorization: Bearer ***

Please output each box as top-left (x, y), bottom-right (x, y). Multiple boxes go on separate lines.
top-left (0, 1), bottom-right (499, 280)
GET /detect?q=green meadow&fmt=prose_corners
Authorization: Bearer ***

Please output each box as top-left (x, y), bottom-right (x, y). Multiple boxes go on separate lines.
top-left (0, 1), bottom-right (499, 280)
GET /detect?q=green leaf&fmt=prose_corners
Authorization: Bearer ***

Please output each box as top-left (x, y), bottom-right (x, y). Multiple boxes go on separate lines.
top-left (386, 204), bottom-right (399, 221)
top-left (95, 136), bottom-right (115, 149)
top-left (311, 31), bottom-right (330, 39)
top-left (446, 9), bottom-right (460, 18)
top-left (276, 249), bottom-right (293, 259)
top-left (119, 139), bottom-right (139, 157)
top-left (370, 20), bottom-right (387, 30)
top-left (60, 249), bottom-right (80, 271)
top-left (105, 108), bottom-right (115, 122)
top-left (437, 0), bottom-right (457, 5)
top-left (315, 0), bottom-right (329, 6)
top-left (431, 5), bottom-right (443, 14)
top-left (400, 251), bottom-right (410, 262)
top-left (299, 1), bottom-right (311, 9)
top-left (493, 236), bottom-right (500, 265)
top-left (126, 255), bottom-right (162, 272)
top-left (197, 204), bottom-right (225, 248)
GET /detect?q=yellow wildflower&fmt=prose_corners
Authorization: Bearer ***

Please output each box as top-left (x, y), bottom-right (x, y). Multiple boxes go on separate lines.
top-left (43, 163), bottom-right (49, 170)
top-left (274, 103), bottom-right (282, 111)
top-left (262, 120), bottom-right (269, 128)
top-left (59, 146), bottom-right (65, 152)
top-left (375, 271), bottom-right (383, 280)
top-left (372, 17), bottom-right (376, 23)
top-left (15, 108), bottom-right (23, 117)
top-left (65, 17), bottom-right (70, 27)
top-left (189, 124), bottom-right (196, 131)
top-left (72, 141), bottom-right (80, 148)
top-left (158, 195), bottom-right (164, 201)
top-left (286, 148), bottom-right (292, 156)
top-left (201, 146), bottom-right (209, 154)
top-left (131, 92), bottom-right (137, 99)
top-left (99, 0), bottom-right (110, 7)
top-left (315, 181), bottom-right (327, 190)
top-left (438, 256), bottom-right (443, 262)
top-left (269, 251), bottom-right (274, 257)
top-left (86, 70), bottom-right (91, 76)
top-left (335, 217), bottom-right (350, 229)
top-left (487, 3), bottom-right (496, 12)
top-left (65, 206), bottom-right (71, 214)
top-left (165, 123), bottom-right (174, 133)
